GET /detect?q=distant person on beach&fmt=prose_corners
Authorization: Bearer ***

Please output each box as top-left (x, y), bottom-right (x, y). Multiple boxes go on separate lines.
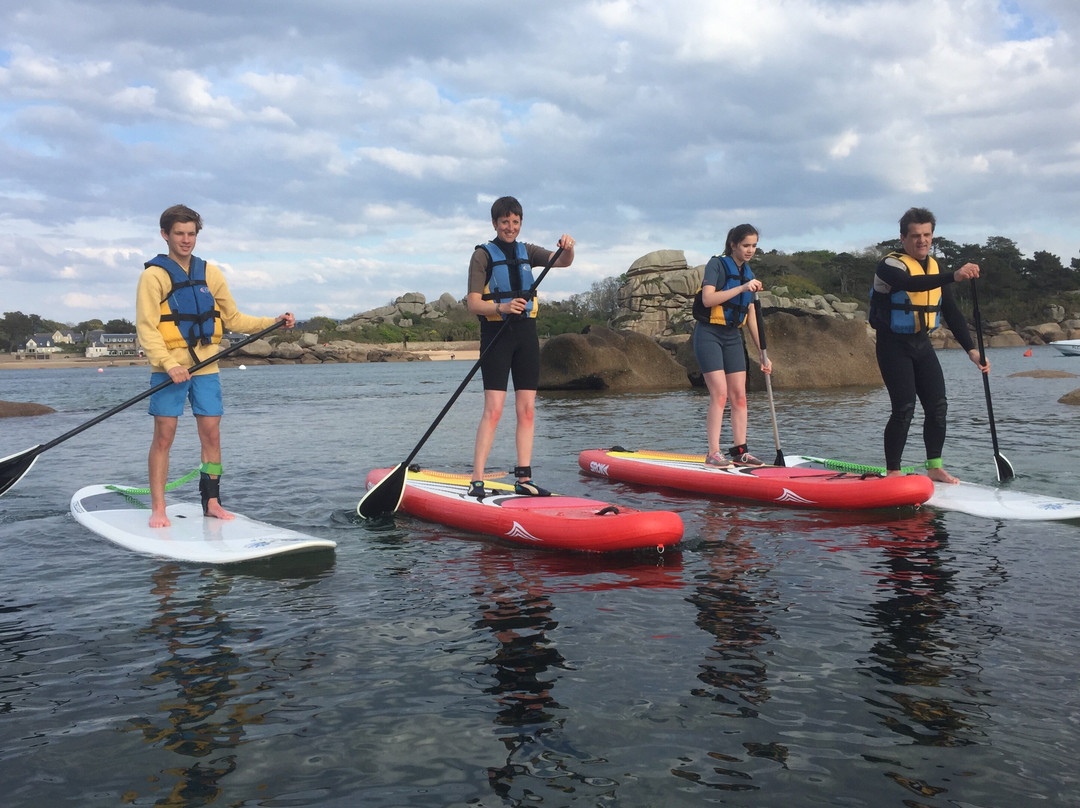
top-left (691, 223), bottom-right (772, 467)
top-left (136, 204), bottom-right (295, 528)
top-left (466, 196), bottom-right (575, 498)
top-left (869, 206), bottom-right (988, 483)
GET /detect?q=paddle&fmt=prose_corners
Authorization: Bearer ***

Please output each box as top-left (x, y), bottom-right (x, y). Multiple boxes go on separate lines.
top-left (753, 295), bottom-right (784, 466)
top-left (0, 320), bottom-right (286, 497)
top-left (970, 279), bottom-right (1014, 482)
top-left (358, 247), bottom-right (564, 519)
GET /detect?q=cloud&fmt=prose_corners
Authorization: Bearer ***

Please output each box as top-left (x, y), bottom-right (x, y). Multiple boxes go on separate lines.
top-left (1, 0), bottom-right (1079, 324)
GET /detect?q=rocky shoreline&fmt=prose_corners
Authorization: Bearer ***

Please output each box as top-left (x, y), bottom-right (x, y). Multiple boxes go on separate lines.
top-left (0, 341), bottom-right (481, 371)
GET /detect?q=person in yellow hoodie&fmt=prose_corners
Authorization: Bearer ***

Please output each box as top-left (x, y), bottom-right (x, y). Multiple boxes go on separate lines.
top-left (136, 204), bottom-right (295, 528)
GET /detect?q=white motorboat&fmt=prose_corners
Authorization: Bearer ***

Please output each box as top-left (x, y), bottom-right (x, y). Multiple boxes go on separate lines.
top-left (1049, 339), bottom-right (1080, 356)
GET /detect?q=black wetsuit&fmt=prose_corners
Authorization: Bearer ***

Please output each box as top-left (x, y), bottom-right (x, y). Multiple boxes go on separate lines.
top-left (871, 256), bottom-right (976, 470)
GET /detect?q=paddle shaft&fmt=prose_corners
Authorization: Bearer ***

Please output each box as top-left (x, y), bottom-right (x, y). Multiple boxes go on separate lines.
top-left (37, 320), bottom-right (285, 456)
top-left (753, 296), bottom-right (783, 465)
top-left (358, 247), bottom-right (563, 517)
top-left (399, 247), bottom-right (563, 470)
top-left (970, 280), bottom-right (1014, 481)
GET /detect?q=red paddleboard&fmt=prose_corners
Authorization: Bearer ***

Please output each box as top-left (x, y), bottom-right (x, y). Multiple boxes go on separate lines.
top-left (578, 448), bottom-right (934, 511)
top-left (363, 467), bottom-right (683, 552)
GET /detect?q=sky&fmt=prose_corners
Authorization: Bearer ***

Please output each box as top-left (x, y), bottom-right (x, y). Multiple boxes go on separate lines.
top-left (2, 0), bottom-right (1079, 325)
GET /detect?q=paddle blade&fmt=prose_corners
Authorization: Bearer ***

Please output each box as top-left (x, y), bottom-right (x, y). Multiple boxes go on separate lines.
top-left (357, 462), bottom-right (408, 519)
top-left (0, 447), bottom-right (41, 497)
top-left (773, 449), bottom-right (785, 467)
top-left (995, 452), bottom-right (1015, 483)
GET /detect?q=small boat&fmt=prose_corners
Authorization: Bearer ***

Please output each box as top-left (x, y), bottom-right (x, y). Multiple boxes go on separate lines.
top-left (1049, 339), bottom-right (1080, 357)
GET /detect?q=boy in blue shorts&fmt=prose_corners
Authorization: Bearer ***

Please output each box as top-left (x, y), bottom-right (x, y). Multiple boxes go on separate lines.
top-left (135, 204), bottom-right (294, 528)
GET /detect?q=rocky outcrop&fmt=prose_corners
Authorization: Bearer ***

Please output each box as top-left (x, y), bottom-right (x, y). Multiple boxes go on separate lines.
top-left (224, 335), bottom-right (433, 365)
top-left (539, 326), bottom-right (691, 391)
top-left (613, 250), bottom-right (866, 338)
top-left (541, 312), bottom-right (880, 392)
top-left (1060, 389), bottom-right (1080, 405)
top-left (340, 292), bottom-right (465, 330)
top-left (0, 400), bottom-right (56, 418)
top-left (747, 312), bottom-right (880, 390)
top-left (667, 312), bottom-right (880, 390)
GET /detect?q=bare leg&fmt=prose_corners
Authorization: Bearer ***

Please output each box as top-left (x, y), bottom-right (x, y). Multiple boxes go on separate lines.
top-left (196, 414), bottom-right (234, 520)
top-left (726, 371), bottom-right (749, 446)
top-left (702, 370), bottom-right (729, 455)
top-left (148, 416), bottom-right (178, 527)
top-left (514, 390), bottom-right (537, 472)
top-left (472, 389), bottom-right (507, 480)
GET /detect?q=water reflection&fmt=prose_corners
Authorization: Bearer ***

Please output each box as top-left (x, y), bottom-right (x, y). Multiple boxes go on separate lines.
top-left (124, 558), bottom-right (332, 807)
top-left (0, 599), bottom-right (43, 716)
top-left (860, 511), bottom-right (994, 748)
top-left (472, 561), bottom-right (567, 801)
top-left (677, 504), bottom-right (785, 791)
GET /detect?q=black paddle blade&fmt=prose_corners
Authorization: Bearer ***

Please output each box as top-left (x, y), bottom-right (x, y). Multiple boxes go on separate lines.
top-left (357, 462), bottom-right (408, 519)
top-left (995, 452), bottom-right (1015, 483)
top-left (773, 449), bottom-right (785, 467)
top-left (0, 447), bottom-right (41, 497)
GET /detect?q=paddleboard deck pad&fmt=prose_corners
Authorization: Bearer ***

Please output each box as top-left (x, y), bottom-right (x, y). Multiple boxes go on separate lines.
top-left (788, 455), bottom-right (1080, 521)
top-left (71, 484), bottom-right (336, 563)
top-left (363, 467), bottom-right (683, 552)
top-left (579, 448), bottom-right (934, 510)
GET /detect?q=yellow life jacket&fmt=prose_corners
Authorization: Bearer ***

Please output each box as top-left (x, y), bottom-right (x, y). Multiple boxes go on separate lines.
top-left (869, 252), bottom-right (941, 333)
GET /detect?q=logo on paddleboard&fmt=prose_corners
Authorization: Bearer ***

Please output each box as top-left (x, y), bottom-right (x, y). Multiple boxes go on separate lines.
top-left (775, 488), bottom-right (815, 504)
top-left (589, 461), bottom-right (610, 476)
top-left (505, 521), bottom-right (542, 542)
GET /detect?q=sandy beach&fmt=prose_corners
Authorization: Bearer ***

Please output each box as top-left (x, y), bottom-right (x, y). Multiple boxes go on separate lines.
top-left (0, 341), bottom-right (480, 370)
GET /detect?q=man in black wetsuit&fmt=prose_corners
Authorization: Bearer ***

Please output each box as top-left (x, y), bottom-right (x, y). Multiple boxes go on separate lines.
top-left (869, 207), bottom-right (990, 484)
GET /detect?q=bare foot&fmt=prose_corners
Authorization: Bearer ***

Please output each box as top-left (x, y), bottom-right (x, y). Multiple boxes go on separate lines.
top-left (204, 499), bottom-right (236, 520)
top-left (886, 470), bottom-right (903, 477)
top-left (927, 467), bottom-right (960, 484)
top-left (149, 510), bottom-right (171, 528)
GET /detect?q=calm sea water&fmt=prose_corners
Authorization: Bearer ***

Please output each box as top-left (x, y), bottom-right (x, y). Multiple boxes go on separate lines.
top-left (1, 347), bottom-right (1078, 808)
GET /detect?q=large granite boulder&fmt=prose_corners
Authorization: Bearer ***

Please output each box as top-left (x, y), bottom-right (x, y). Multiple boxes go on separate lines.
top-left (237, 338), bottom-right (273, 358)
top-left (271, 341), bottom-right (306, 360)
top-left (754, 312), bottom-right (880, 390)
top-left (0, 400), bottom-right (56, 418)
top-left (539, 326), bottom-right (691, 391)
top-left (673, 312), bottom-right (880, 390)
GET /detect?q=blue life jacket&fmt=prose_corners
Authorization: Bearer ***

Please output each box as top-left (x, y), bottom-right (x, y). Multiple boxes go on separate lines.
top-left (693, 255), bottom-right (753, 327)
top-left (144, 254), bottom-right (222, 350)
top-left (478, 241), bottom-right (537, 321)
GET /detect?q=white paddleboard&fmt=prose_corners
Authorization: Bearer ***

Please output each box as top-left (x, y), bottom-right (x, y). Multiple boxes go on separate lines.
top-left (924, 481), bottom-right (1080, 521)
top-left (71, 484), bottom-right (336, 563)
top-left (788, 455), bottom-right (1080, 522)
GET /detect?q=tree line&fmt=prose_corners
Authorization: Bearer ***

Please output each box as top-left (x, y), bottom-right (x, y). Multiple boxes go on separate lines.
top-left (5, 235), bottom-right (1076, 351)
top-left (0, 314), bottom-right (136, 353)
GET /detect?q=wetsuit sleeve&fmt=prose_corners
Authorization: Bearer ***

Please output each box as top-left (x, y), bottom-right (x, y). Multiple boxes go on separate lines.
top-left (876, 257), bottom-right (958, 292)
top-left (467, 248), bottom-right (490, 296)
top-left (939, 283), bottom-right (976, 352)
top-left (135, 266), bottom-right (180, 372)
top-left (525, 243), bottom-right (554, 273)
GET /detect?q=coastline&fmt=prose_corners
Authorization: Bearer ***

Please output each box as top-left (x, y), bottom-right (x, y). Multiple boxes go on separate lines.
top-left (0, 341), bottom-right (480, 371)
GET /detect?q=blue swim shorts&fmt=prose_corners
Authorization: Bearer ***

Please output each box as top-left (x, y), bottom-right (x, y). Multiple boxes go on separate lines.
top-left (148, 372), bottom-right (225, 417)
